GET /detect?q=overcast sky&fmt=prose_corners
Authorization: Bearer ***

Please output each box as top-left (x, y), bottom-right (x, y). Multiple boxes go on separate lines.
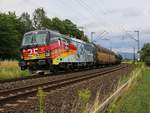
top-left (0, 0), bottom-right (150, 53)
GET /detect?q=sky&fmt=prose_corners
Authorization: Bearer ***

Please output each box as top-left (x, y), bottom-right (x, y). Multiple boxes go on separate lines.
top-left (0, 0), bottom-right (150, 53)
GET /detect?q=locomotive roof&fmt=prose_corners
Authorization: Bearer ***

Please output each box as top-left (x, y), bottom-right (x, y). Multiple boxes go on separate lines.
top-left (24, 30), bottom-right (61, 35)
top-left (24, 30), bottom-right (89, 43)
top-left (70, 37), bottom-right (86, 44)
top-left (93, 43), bottom-right (116, 55)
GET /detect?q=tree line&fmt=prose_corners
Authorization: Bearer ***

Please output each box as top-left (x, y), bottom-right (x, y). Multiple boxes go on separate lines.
top-left (0, 8), bottom-right (89, 60)
top-left (140, 43), bottom-right (150, 66)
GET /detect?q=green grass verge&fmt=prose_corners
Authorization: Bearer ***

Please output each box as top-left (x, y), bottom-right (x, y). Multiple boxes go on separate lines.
top-left (109, 66), bottom-right (150, 113)
top-left (0, 60), bottom-right (29, 81)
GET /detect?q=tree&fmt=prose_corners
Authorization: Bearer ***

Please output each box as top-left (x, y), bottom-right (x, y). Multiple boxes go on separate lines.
top-left (32, 8), bottom-right (47, 29)
top-left (20, 12), bottom-right (33, 32)
top-left (32, 8), bottom-right (89, 42)
top-left (50, 17), bottom-right (65, 33)
top-left (0, 12), bottom-right (23, 59)
top-left (140, 43), bottom-right (150, 66)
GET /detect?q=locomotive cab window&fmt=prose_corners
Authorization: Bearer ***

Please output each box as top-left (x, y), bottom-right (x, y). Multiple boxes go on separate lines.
top-left (49, 31), bottom-right (61, 43)
top-left (22, 31), bottom-right (49, 46)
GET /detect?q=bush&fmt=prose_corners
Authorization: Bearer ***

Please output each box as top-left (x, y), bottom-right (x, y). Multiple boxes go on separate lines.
top-left (144, 56), bottom-right (150, 66)
top-left (0, 60), bottom-right (29, 80)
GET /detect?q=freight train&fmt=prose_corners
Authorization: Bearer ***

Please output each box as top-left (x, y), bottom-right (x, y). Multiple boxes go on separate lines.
top-left (19, 30), bottom-right (122, 73)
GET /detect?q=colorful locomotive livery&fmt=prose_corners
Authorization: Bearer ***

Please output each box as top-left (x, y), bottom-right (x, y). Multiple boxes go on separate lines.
top-left (19, 29), bottom-right (122, 73)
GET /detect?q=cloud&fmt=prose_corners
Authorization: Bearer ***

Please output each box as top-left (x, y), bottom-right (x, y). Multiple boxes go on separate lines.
top-left (113, 47), bottom-right (138, 53)
top-left (103, 7), bottom-right (142, 18)
top-left (103, 9), bottom-right (121, 15)
top-left (121, 8), bottom-right (143, 17)
top-left (141, 29), bottom-right (150, 35)
top-left (148, 9), bottom-right (150, 14)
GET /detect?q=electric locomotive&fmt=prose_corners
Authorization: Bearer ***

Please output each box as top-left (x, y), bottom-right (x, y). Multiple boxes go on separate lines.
top-left (19, 29), bottom-right (121, 73)
top-left (19, 30), bottom-right (96, 73)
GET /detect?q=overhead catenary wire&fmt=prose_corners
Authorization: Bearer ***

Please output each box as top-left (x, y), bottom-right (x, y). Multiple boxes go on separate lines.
top-left (74, 0), bottom-right (100, 22)
top-left (57, 0), bottom-right (85, 22)
top-left (54, 0), bottom-right (125, 35)
top-left (50, 0), bottom-right (127, 46)
top-left (80, 0), bottom-right (126, 36)
top-left (76, 0), bottom-right (116, 31)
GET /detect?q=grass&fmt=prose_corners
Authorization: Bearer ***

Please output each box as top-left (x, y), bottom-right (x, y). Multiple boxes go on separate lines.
top-left (37, 87), bottom-right (46, 113)
top-left (78, 88), bottom-right (91, 113)
top-left (109, 66), bottom-right (150, 113)
top-left (0, 60), bottom-right (29, 81)
top-left (78, 88), bottom-right (91, 105)
top-left (70, 88), bottom-right (92, 113)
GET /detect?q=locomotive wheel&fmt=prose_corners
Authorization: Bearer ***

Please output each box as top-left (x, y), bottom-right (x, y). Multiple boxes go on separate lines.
top-left (29, 69), bottom-right (34, 75)
top-left (52, 69), bottom-right (57, 74)
top-left (38, 71), bottom-right (45, 75)
top-left (50, 66), bottom-right (58, 74)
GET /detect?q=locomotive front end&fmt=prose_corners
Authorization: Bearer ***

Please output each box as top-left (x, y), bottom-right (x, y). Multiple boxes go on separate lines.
top-left (19, 30), bottom-right (51, 71)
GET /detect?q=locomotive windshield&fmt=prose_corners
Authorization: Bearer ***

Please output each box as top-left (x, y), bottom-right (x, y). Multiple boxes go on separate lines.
top-left (22, 31), bottom-right (48, 46)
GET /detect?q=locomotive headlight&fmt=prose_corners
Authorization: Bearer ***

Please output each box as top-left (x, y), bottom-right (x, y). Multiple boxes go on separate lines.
top-left (27, 62), bottom-right (30, 65)
top-left (45, 50), bottom-right (50, 56)
top-left (20, 53), bottom-right (24, 59)
top-left (21, 55), bottom-right (23, 59)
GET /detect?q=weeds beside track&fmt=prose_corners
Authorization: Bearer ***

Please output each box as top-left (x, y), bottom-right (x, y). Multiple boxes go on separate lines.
top-left (0, 60), bottom-right (29, 81)
top-left (92, 63), bottom-right (144, 113)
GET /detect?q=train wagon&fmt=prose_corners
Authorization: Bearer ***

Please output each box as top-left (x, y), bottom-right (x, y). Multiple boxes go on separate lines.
top-left (94, 44), bottom-right (118, 65)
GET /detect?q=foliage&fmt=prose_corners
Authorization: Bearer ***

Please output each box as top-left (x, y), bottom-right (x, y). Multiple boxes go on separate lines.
top-left (33, 8), bottom-right (47, 29)
top-left (0, 60), bottom-right (29, 81)
top-left (108, 64), bottom-right (146, 113)
top-left (78, 88), bottom-right (91, 113)
top-left (0, 12), bottom-right (25, 59)
top-left (140, 43), bottom-right (150, 66)
top-left (78, 88), bottom-right (91, 105)
top-left (0, 8), bottom-right (89, 59)
top-left (31, 8), bottom-right (88, 41)
top-left (37, 87), bottom-right (46, 113)
top-left (20, 12), bottom-right (33, 32)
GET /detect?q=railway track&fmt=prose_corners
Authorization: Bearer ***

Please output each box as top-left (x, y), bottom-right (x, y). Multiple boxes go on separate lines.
top-left (0, 65), bottom-right (114, 84)
top-left (0, 64), bottom-right (128, 109)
